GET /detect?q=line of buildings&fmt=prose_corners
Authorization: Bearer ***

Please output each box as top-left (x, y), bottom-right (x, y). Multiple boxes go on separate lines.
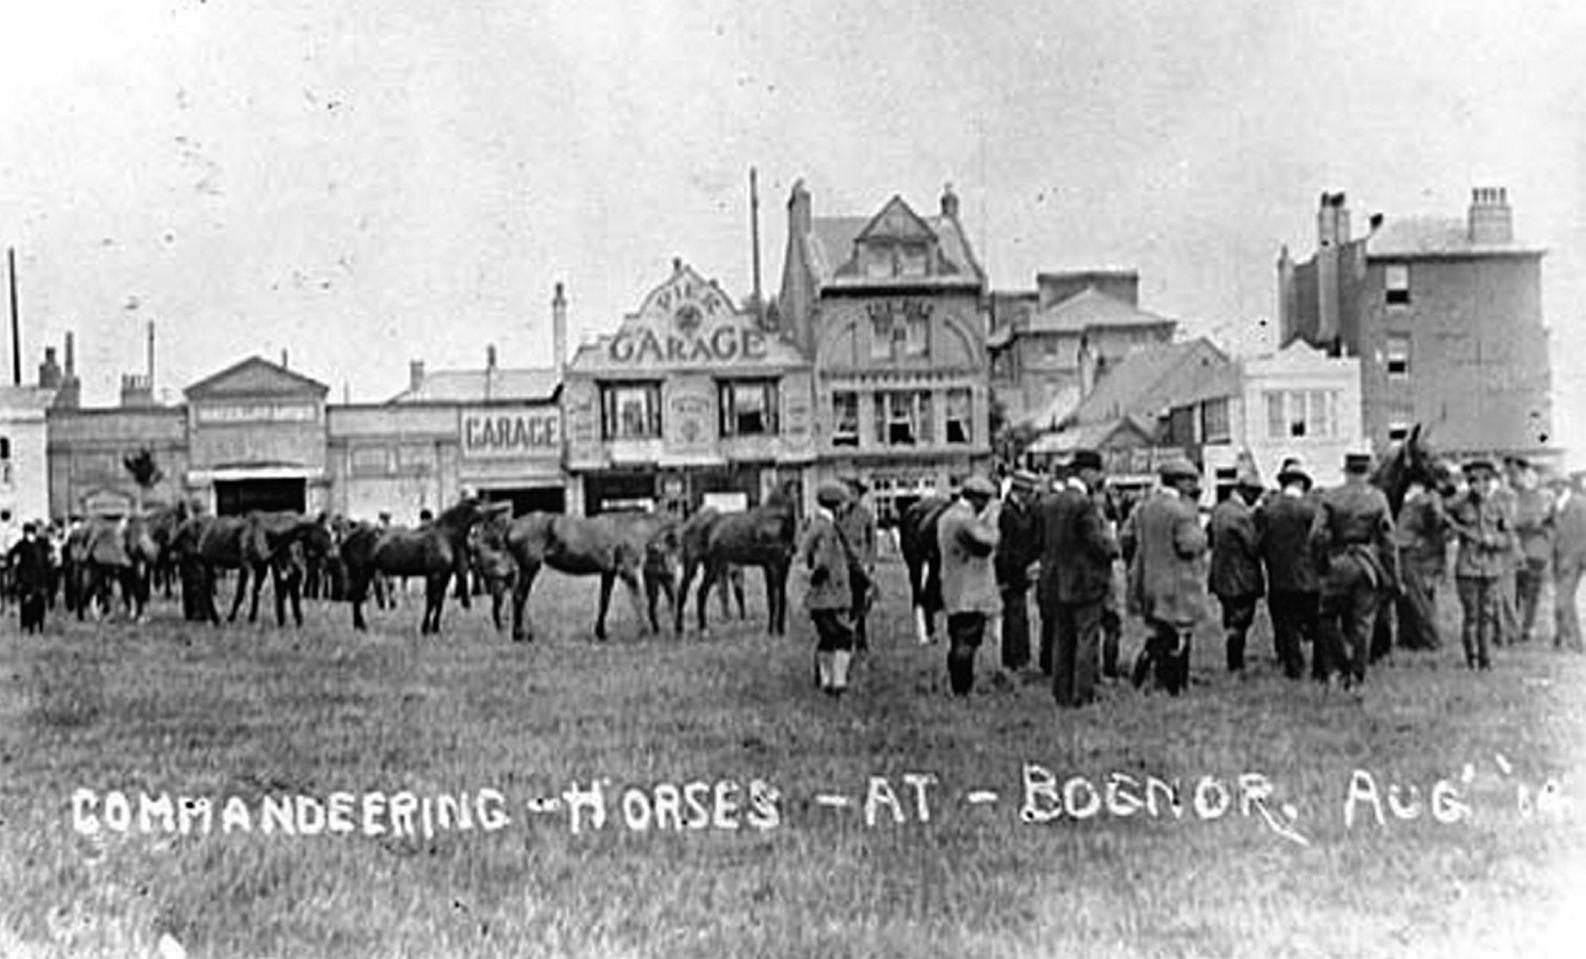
top-left (0, 183), bottom-right (1559, 526)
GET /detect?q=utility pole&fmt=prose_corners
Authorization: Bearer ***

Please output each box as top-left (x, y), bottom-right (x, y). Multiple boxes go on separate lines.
top-left (7, 248), bottom-right (20, 386)
top-left (750, 167), bottom-right (765, 329)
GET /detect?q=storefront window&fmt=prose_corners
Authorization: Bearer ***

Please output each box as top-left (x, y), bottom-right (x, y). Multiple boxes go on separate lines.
top-left (832, 392), bottom-right (859, 447)
top-left (1200, 398), bottom-right (1230, 444)
top-left (876, 390), bottom-right (933, 446)
top-left (719, 380), bottom-right (779, 437)
top-left (601, 383), bottom-right (663, 440)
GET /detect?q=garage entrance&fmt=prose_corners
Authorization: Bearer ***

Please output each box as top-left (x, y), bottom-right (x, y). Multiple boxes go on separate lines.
top-left (215, 478), bottom-right (306, 516)
top-left (480, 486), bottom-right (565, 517)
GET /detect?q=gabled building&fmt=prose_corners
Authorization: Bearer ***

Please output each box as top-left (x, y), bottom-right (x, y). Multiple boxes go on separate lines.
top-left (779, 182), bottom-right (991, 522)
top-left (989, 270), bottom-right (1178, 429)
top-left (1279, 188), bottom-right (1553, 463)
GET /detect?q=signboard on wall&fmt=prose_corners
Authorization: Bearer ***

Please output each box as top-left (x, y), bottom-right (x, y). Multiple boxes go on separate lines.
top-left (460, 406), bottom-right (562, 460)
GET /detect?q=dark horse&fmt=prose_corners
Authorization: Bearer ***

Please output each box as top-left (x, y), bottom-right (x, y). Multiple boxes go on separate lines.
top-left (476, 509), bottom-right (681, 643)
top-left (898, 496), bottom-right (955, 646)
top-left (673, 480), bottom-right (799, 637)
top-left (1368, 423), bottom-right (1454, 659)
top-left (65, 505), bottom-right (184, 621)
top-left (340, 498), bottom-right (497, 634)
top-left (175, 510), bottom-right (334, 627)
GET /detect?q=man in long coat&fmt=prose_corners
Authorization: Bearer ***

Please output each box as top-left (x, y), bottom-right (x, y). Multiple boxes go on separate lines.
top-left (800, 482), bottom-right (860, 696)
top-left (1122, 457), bottom-right (1209, 696)
top-left (1257, 459), bottom-right (1322, 679)
top-left (937, 476), bottom-right (1002, 696)
top-left (8, 523), bottom-right (52, 633)
top-left (1393, 476), bottom-right (1451, 652)
top-left (1037, 450), bottom-right (1119, 707)
top-left (837, 473), bottom-right (878, 653)
top-left (996, 469), bottom-right (1043, 672)
top-left (1209, 466), bottom-right (1266, 674)
top-left (1310, 451), bottom-right (1400, 689)
top-left (1550, 471), bottom-right (1586, 653)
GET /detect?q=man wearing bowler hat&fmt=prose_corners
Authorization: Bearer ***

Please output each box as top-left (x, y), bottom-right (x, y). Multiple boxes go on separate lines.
top-left (1310, 449), bottom-right (1399, 690)
top-left (937, 475), bottom-right (1002, 695)
top-left (1122, 456), bottom-right (1208, 695)
top-left (1037, 449), bottom-right (1118, 706)
top-left (1258, 457), bottom-right (1322, 679)
top-left (996, 468), bottom-right (1043, 672)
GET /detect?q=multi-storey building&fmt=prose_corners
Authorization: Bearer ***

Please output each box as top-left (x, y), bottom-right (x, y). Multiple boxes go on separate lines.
top-left (1279, 188), bottom-right (1554, 462)
top-left (778, 182), bottom-right (992, 522)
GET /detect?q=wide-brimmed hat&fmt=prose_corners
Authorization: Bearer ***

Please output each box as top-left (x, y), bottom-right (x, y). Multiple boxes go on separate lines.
top-left (1070, 449), bottom-right (1104, 473)
top-left (1276, 458), bottom-right (1313, 489)
top-left (1158, 457), bottom-right (1200, 482)
top-left (961, 475), bottom-right (998, 499)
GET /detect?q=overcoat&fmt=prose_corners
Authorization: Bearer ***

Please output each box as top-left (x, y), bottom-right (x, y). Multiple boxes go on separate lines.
top-left (1122, 489), bottom-right (1209, 627)
top-left (1208, 497), bottom-right (1264, 600)
top-left (938, 498), bottom-right (1001, 616)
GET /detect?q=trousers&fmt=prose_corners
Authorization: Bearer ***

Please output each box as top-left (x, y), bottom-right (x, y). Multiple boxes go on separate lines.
top-left (1456, 576), bottom-right (1499, 668)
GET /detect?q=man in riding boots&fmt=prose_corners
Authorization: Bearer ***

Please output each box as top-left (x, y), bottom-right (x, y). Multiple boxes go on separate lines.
top-left (1309, 450), bottom-right (1400, 690)
top-left (801, 481), bottom-right (860, 697)
top-left (1393, 474), bottom-right (1452, 652)
top-left (1447, 459), bottom-right (1512, 670)
top-left (1549, 471), bottom-right (1586, 653)
top-left (1209, 465), bottom-right (1266, 675)
top-left (937, 476), bottom-right (1002, 696)
top-left (1122, 457), bottom-right (1209, 696)
top-left (996, 469), bottom-right (1043, 673)
top-left (1037, 450), bottom-right (1119, 707)
top-left (837, 472), bottom-right (878, 654)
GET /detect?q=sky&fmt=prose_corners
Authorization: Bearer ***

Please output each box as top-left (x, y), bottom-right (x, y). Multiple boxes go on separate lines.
top-left (1, 0), bottom-right (1582, 452)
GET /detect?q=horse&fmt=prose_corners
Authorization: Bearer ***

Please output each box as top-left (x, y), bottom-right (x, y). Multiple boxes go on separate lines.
top-left (175, 509), bottom-right (332, 627)
top-left (340, 498), bottom-right (497, 634)
top-left (1368, 423), bottom-right (1453, 660)
top-left (673, 480), bottom-right (799, 637)
top-left (66, 505), bottom-right (185, 621)
top-left (477, 509), bottom-right (681, 643)
top-left (897, 496), bottom-right (955, 645)
top-left (468, 521), bottom-right (519, 632)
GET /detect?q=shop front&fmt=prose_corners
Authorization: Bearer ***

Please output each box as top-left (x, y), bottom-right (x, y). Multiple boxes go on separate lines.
top-left (562, 261), bottom-right (813, 516)
top-left (459, 403), bottom-right (565, 514)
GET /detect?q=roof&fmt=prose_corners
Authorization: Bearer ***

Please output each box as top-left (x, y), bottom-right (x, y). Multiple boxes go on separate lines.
top-left (1065, 337), bottom-right (1238, 426)
top-left (1365, 216), bottom-right (1544, 259)
top-left (1016, 384), bottom-right (1084, 431)
top-left (804, 198), bottom-right (986, 291)
top-left (388, 368), bottom-right (561, 404)
top-left (1027, 287), bottom-right (1176, 334)
top-left (184, 356), bottom-right (329, 399)
top-left (1026, 416), bottom-right (1156, 454)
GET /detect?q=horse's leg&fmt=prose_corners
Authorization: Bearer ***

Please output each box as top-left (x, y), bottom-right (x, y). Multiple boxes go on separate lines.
top-left (620, 565), bottom-right (648, 635)
top-left (696, 561), bottom-right (719, 635)
top-left (733, 568), bottom-right (747, 620)
top-left (247, 562), bottom-right (266, 624)
top-left (289, 570), bottom-right (304, 628)
top-left (490, 580), bottom-right (505, 632)
top-left (673, 559), bottom-right (698, 636)
top-left (594, 572), bottom-right (615, 641)
top-left (226, 566), bottom-right (248, 623)
top-left (510, 563), bottom-right (538, 642)
top-left (349, 568), bottom-right (370, 631)
top-left (425, 573), bottom-right (446, 635)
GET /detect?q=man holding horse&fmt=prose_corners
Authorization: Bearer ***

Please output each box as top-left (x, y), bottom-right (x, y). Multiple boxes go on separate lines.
top-left (1036, 451), bottom-right (1119, 707)
top-left (937, 476), bottom-right (1002, 696)
top-left (1393, 475), bottom-right (1452, 652)
top-left (1309, 450), bottom-right (1400, 690)
top-left (837, 473), bottom-right (878, 653)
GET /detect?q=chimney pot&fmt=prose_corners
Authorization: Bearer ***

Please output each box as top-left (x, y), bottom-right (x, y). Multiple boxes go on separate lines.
top-left (409, 359), bottom-right (425, 391)
top-left (486, 344), bottom-right (497, 370)
top-left (1468, 185), bottom-right (1513, 244)
top-left (551, 282), bottom-right (569, 377)
top-left (940, 182), bottom-right (959, 218)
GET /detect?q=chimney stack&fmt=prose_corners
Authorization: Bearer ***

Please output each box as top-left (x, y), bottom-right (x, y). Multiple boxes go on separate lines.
top-left (788, 179), bottom-right (811, 237)
top-left (940, 182), bottom-right (960, 219)
top-left (1468, 186), bottom-right (1513, 245)
top-left (409, 359), bottom-right (425, 392)
top-left (552, 282), bottom-right (568, 378)
top-left (486, 344), bottom-right (497, 370)
top-left (147, 321), bottom-right (156, 384)
top-left (38, 347), bottom-right (61, 389)
top-left (1317, 192), bottom-right (1350, 248)
top-left (54, 332), bottom-right (80, 409)
top-left (64, 331), bottom-right (75, 375)
top-left (280, 348), bottom-right (289, 369)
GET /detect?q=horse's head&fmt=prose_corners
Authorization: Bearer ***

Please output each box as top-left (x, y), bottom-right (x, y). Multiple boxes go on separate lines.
top-left (642, 521), bottom-right (684, 590)
top-left (299, 518), bottom-right (336, 561)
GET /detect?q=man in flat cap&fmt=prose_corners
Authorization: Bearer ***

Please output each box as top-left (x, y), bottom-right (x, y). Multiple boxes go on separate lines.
top-left (996, 468), bottom-right (1043, 672)
top-left (836, 472), bottom-right (878, 653)
top-left (1122, 456), bottom-right (1208, 695)
top-left (801, 481), bottom-right (860, 696)
top-left (1550, 471), bottom-right (1586, 652)
top-left (1309, 449), bottom-right (1399, 690)
top-left (1257, 457), bottom-right (1322, 679)
top-left (1446, 459), bottom-right (1512, 669)
top-left (937, 475), bottom-right (1002, 695)
top-left (1209, 463), bottom-right (1266, 675)
top-left (1037, 449), bottom-right (1119, 706)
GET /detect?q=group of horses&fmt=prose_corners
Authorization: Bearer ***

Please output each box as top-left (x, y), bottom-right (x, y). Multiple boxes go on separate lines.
top-left (40, 480), bottom-right (803, 642)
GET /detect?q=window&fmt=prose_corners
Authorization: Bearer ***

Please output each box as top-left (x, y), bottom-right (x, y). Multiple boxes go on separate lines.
top-left (875, 391), bottom-right (932, 446)
top-left (1388, 422), bottom-right (1410, 442)
top-left (1200, 398), bottom-right (1230, 444)
top-left (1266, 390), bottom-right (1339, 440)
top-left (898, 245), bottom-right (928, 277)
top-left (865, 246), bottom-right (893, 279)
top-left (397, 444), bottom-right (433, 474)
top-left (1266, 392), bottom-right (1286, 441)
top-left (1385, 264), bottom-right (1410, 306)
top-left (945, 389), bottom-right (972, 444)
top-left (0, 436), bottom-right (9, 460)
top-left (870, 311), bottom-right (894, 361)
top-left (1167, 406), bottom-right (1196, 446)
top-left (905, 311), bottom-right (929, 357)
top-left (1287, 390), bottom-right (1310, 438)
top-left (719, 380), bottom-right (779, 437)
top-left (832, 392), bottom-right (859, 447)
top-left (600, 382), bottom-right (663, 440)
top-left (1386, 334), bottom-right (1411, 377)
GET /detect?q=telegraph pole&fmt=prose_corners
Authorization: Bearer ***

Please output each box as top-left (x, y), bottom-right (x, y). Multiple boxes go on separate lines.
top-left (7, 248), bottom-right (20, 385)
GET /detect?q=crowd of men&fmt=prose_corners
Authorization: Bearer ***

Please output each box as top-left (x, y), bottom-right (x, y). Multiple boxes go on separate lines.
top-left (796, 447), bottom-right (1586, 706)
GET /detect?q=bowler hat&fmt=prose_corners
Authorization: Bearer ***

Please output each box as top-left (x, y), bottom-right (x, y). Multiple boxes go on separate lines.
top-left (961, 475), bottom-right (998, 499)
top-left (1276, 458), bottom-right (1312, 489)
top-left (1158, 457), bottom-right (1200, 482)
top-left (1235, 464), bottom-right (1264, 490)
top-left (1070, 449), bottom-right (1105, 473)
top-left (815, 481), bottom-right (849, 508)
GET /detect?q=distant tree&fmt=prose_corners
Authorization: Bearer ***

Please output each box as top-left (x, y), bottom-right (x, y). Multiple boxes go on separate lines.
top-left (124, 447), bottom-right (163, 510)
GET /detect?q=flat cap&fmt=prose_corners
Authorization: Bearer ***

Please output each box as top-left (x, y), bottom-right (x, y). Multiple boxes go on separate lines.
top-left (1158, 457), bottom-right (1200, 482)
top-left (1009, 469), bottom-right (1042, 491)
top-left (1463, 458), bottom-right (1496, 476)
top-left (961, 475), bottom-right (998, 498)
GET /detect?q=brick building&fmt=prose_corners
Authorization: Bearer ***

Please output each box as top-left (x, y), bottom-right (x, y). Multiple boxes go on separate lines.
top-left (778, 182), bottom-right (991, 522)
top-left (1278, 188), bottom-right (1554, 462)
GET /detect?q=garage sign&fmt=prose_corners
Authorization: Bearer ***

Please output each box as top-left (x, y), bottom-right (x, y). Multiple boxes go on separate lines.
top-left (461, 407), bottom-right (562, 460)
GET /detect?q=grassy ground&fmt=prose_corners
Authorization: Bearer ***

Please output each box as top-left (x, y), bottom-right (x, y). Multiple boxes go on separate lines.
top-left (3, 561), bottom-right (1585, 959)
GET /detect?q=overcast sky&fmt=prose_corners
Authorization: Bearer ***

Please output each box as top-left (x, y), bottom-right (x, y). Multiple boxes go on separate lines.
top-left (2, 0), bottom-right (1581, 450)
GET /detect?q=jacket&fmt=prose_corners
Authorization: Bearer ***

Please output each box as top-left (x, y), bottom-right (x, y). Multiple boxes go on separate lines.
top-left (1256, 491), bottom-right (1321, 594)
top-left (1122, 489), bottom-right (1209, 627)
top-left (1395, 489), bottom-right (1450, 575)
top-left (7, 537), bottom-right (52, 592)
top-left (837, 500), bottom-right (878, 571)
top-left (995, 492), bottom-right (1041, 589)
top-left (937, 497), bottom-right (1001, 616)
top-left (1208, 497), bottom-right (1264, 600)
top-left (1446, 490), bottom-right (1511, 580)
top-left (1550, 491), bottom-right (1586, 576)
top-left (1309, 480), bottom-right (1399, 595)
top-left (1037, 486), bottom-right (1118, 604)
top-left (799, 511), bottom-right (854, 611)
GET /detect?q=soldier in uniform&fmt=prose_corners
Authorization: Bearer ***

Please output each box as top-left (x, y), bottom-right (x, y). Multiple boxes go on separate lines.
top-left (996, 469), bottom-right (1043, 672)
top-left (1122, 457), bottom-right (1209, 696)
top-left (1309, 450), bottom-right (1400, 690)
top-left (836, 473), bottom-right (878, 653)
top-left (800, 481), bottom-right (859, 696)
top-left (1257, 458), bottom-right (1322, 680)
top-left (1447, 459), bottom-right (1512, 670)
top-left (937, 476), bottom-right (1002, 696)
top-left (1037, 450), bottom-right (1119, 707)
top-left (1549, 471), bottom-right (1586, 653)
top-left (1208, 465), bottom-right (1266, 674)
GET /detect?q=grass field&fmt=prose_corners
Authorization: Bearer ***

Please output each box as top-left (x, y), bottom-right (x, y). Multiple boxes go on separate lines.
top-left (3, 559), bottom-right (1585, 959)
